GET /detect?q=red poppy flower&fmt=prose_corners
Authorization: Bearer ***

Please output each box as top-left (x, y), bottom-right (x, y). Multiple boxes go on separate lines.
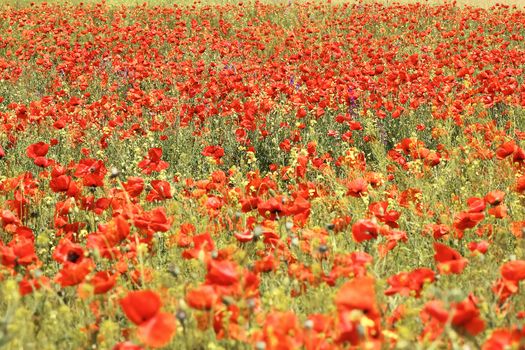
top-left (492, 278), bottom-right (519, 303)
top-left (483, 327), bottom-right (525, 350)
top-left (54, 258), bottom-right (93, 287)
top-left (369, 201), bottom-right (400, 227)
top-left (234, 230), bottom-right (253, 243)
top-left (113, 342), bottom-right (143, 350)
top-left (138, 148), bottom-right (169, 174)
top-left (258, 197), bottom-right (286, 220)
top-left (205, 196), bottom-right (222, 211)
top-left (52, 239), bottom-right (85, 264)
top-left (1, 209), bottom-right (21, 229)
top-left (123, 177), bottom-right (145, 198)
top-left (422, 300), bottom-right (449, 323)
top-left (466, 197), bottom-right (486, 213)
top-left (11, 237), bottom-right (37, 266)
top-left (495, 140), bottom-right (516, 159)
top-left (33, 156), bottom-right (50, 167)
top-left (510, 221), bottom-right (525, 238)
top-left (206, 259), bottom-right (239, 286)
top-left (335, 276), bottom-right (378, 314)
top-left (240, 197), bottom-right (260, 212)
top-left (74, 158), bottom-right (107, 187)
top-left (385, 268), bottom-right (435, 297)
top-left (335, 276), bottom-right (381, 345)
top-left (424, 223), bottom-right (450, 239)
top-left (501, 260), bottom-right (525, 281)
top-left (120, 290), bottom-right (162, 325)
top-left (201, 145), bottom-right (225, 164)
top-left (0, 243), bottom-right (16, 268)
top-left (90, 271), bottom-right (117, 294)
top-left (19, 275), bottom-right (49, 296)
top-left (424, 150), bottom-right (441, 166)
top-left (516, 175), bottom-right (525, 193)
top-left (134, 207), bottom-right (172, 234)
top-left (346, 178), bottom-right (368, 197)
top-left (26, 142), bottom-right (49, 159)
top-left (106, 215), bottom-right (130, 241)
top-left (254, 254), bottom-right (279, 273)
top-left (287, 195), bottom-right (311, 224)
top-left (182, 233), bottom-right (215, 260)
top-left (330, 215), bottom-right (352, 233)
top-left (351, 219), bottom-right (379, 243)
top-left (50, 175), bottom-right (72, 193)
top-left (453, 211), bottom-right (484, 231)
top-left (433, 242), bottom-right (468, 274)
top-left (467, 240), bottom-right (489, 255)
top-left (186, 285), bottom-right (218, 310)
top-left (137, 312), bottom-right (177, 348)
top-left (146, 180), bottom-right (172, 202)
top-left (488, 204), bottom-right (507, 219)
top-left (484, 190), bottom-right (505, 205)
top-left (451, 294), bottom-right (485, 336)
top-left (260, 311), bottom-right (304, 350)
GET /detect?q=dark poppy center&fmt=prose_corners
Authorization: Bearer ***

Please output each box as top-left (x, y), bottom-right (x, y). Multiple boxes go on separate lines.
top-left (67, 251), bottom-right (81, 263)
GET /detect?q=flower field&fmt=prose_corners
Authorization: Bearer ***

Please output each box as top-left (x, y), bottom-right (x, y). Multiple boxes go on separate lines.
top-left (1, 0), bottom-right (525, 349)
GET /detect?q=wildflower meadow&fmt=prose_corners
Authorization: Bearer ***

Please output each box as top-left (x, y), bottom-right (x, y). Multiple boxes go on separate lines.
top-left (0, 0), bottom-right (525, 349)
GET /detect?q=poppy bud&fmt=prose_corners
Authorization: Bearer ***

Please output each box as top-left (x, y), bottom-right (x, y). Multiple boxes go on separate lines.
top-left (356, 324), bottom-right (365, 337)
top-left (176, 309), bottom-right (187, 323)
top-left (304, 319), bottom-right (314, 330)
top-left (253, 226), bottom-right (263, 239)
top-left (318, 244), bottom-right (328, 254)
top-left (247, 298), bottom-right (256, 309)
top-left (168, 265), bottom-right (180, 278)
top-left (110, 167), bottom-right (120, 179)
top-left (222, 296), bottom-right (235, 306)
